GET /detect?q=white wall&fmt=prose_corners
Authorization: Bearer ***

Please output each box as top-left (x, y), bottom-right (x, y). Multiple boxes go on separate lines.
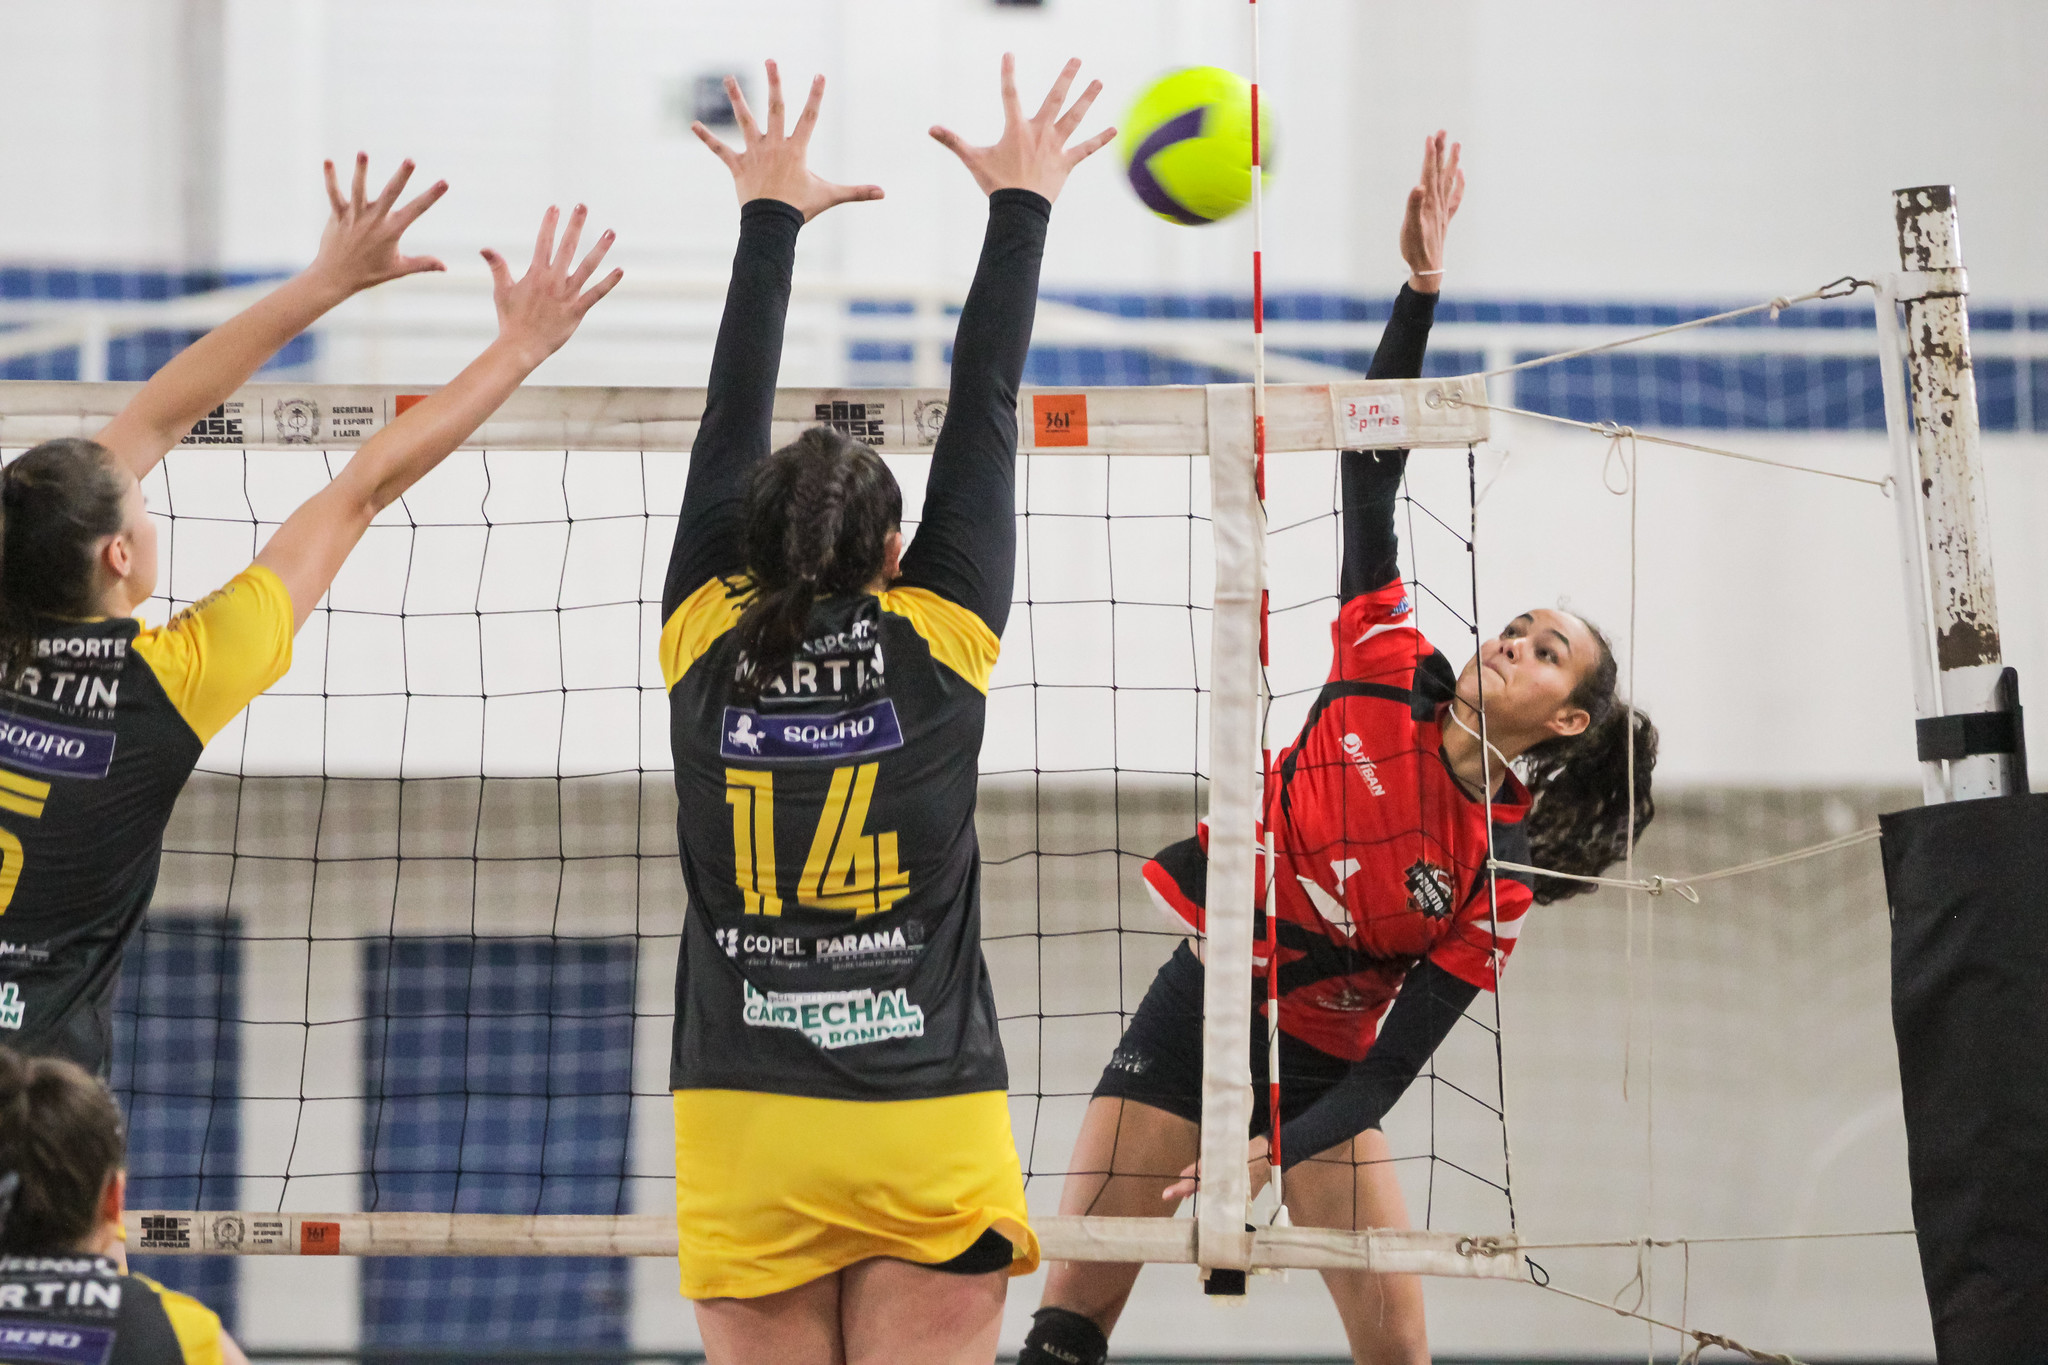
top-left (5, 0), bottom-right (2045, 299)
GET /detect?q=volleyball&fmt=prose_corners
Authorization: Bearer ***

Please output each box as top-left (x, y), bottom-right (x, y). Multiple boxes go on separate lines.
top-left (1120, 66), bottom-right (1274, 225)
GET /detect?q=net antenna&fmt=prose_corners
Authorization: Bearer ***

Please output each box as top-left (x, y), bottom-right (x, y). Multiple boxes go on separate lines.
top-left (1877, 185), bottom-right (2027, 803)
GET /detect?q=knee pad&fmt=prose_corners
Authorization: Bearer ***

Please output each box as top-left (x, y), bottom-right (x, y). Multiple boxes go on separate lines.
top-left (1017, 1306), bottom-right (1109, 1365)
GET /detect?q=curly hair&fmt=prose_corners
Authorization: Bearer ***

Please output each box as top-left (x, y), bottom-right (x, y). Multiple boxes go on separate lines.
top-left (1517, 615), bottom-right (1659, 904)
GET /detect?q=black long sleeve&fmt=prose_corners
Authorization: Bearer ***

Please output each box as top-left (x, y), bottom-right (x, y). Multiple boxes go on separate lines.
top-left (1339, 285), bottom-right (1440, 600)
top-left (894, 189), bottom-right (1050, 635)
top-left (1276, 958), bottom-right (1478, 1170)
top-left (663, 199), bottom-right (805, 621)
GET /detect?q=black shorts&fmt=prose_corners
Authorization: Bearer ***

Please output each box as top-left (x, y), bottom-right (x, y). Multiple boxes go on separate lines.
top-left (1092, 940), bottom-right (1361, 1137)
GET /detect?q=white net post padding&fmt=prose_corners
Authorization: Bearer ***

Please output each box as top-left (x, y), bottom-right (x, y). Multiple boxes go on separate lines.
top-left (0, 375), bottom-right (1513, 1281)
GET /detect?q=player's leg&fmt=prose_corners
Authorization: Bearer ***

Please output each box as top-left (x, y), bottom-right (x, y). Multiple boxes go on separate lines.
top-left (694, 1273), bottom-right (845, 1365)
top-left (1286, 1128), bottom-right (1430, 1365)
top-left (1039, 1094), bottom-right (1201, 1337)
top-left (839, 1257), bottom-right (1007, 1365)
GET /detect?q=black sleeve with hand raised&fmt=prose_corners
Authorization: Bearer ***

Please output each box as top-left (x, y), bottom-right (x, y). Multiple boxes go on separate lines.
top-left (663, 198), bottom-right (804, 620)
top-left (893, 188), bottom-right (1050, 636)
top-left (1339, 284), bottom-right (1439, 601)
top-left (1276, 958), bottom-right (1477, 1171)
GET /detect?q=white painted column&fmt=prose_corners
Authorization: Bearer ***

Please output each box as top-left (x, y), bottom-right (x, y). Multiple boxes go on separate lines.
top-left (238, 922), bottom-right (363, 1352)
top-left (1891, 185), bottom-right (2019, 800)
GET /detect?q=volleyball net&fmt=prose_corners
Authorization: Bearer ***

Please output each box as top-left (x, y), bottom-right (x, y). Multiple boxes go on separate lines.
top-left (0, 322), bottom-right (1932, 1352)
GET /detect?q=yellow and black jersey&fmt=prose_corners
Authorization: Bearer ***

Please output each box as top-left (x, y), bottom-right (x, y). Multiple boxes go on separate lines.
top-left (661, 191), bottom-right (1049, 1104)
top-left (0, 1255), bottom-right (225, 1365)
top-left (662, 576), bottom-right (1004, 1100)
top-left (0, 566), bottom-right (293, 1075)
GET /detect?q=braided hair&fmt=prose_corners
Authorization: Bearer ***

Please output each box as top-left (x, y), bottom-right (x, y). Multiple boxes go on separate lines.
top-left (1519, 615), bottom-right (1659, 904)
top-left (731, 427), bottom-right (903, 701)
top-left (0, 439), bottom-right (130, 680)
top-left (0, 1046), bottom-right (126, 1254)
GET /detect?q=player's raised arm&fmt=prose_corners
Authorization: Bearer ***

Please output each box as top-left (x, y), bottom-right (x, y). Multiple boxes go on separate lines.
top-left (1338, 131), bottom-right (1463, 600)
top-left (662, 61), bottom-right (882, 621)
top-left (903, 54), bottom-right (1114, 635)
top-left (94, 155), bottom-right (449, 480)
top-left (256, 205), bottom-right (621, 630)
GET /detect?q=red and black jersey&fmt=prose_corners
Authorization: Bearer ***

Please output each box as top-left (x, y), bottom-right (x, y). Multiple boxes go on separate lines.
top-left (1144, 578), bottom-right (1534, 1062)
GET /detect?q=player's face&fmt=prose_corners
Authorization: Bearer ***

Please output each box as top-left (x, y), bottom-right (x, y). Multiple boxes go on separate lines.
top-left (1457, 608), bottom-right (1598, 749)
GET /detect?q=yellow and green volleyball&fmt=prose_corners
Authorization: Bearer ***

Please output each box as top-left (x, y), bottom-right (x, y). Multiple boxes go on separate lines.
top-left (1120, 66), bottom-right (1276, 226)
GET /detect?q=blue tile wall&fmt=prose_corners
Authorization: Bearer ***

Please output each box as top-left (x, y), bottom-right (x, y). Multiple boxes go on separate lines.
top-left (110, 914), bottom-right (241, 1332)
top-left (360, 937), bottom-right (636, 1350)
top-left (0, 267), bottom-right (313, 382)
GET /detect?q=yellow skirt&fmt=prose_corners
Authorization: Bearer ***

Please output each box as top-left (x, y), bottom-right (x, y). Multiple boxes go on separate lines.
top-left (672, 1088), bottom-right (1039, 1300)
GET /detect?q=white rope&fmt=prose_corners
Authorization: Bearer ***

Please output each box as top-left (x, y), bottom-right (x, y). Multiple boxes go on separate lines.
top-left (1490, 824), bottom-right (1882, 904)
top-left (1479, 277), bottom-right (1869, 380)
top-left (1443, 394), bottom-right (1893, 491)
top-left (1519, 1227), bottom-right (1915, 1252)
top-left (1529, 1277), bottom-right (1807, 1365)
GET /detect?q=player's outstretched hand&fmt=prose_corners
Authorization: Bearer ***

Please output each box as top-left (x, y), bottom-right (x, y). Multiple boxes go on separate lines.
top-left (309, 153), bottom-right (450, 295)
top-left (481, 205), bottom-right (623, 369)
top-left (693, 60), bottom-right (883, 222)
top-left (1399, 131), bottom-right (1464, 294)
top-left (1162, 1135), bottom-right (1273, 1204)
top-left (931, 54), bottom-right (1116, 203)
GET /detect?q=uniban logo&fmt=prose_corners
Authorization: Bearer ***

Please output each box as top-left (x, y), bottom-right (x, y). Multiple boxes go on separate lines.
top-left (1340, 732), bottom-right (1386, 797)
top-left (0, 983), bottom-right (22, 1030)
top-left (742, 982), bottom-right (924, 1049)
top-left (1404, 859), bottom-right (1455, 920)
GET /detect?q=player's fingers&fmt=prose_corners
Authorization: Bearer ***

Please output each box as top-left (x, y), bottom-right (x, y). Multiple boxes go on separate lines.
top-left (929, 126), bottom-right (974, 162)
top-left (531, 205), bottom-right (560, 270)
top-left (371, 158), bottom-right (415, 216)
top-left (576, 267), bottom-right (625, 316)
top-left (322, 160), bottom-right (347, 218)
top-left (1055, 79), bottom-right (1103, 139)
top-left (396, 254), bottom-right (448, 277)
top-left (350, 152), bottom-right (369, 211)
top-left (691, 123), bottom-right (741, 170)
top-left (765, 59), bottom-right (786, 137)
top-left (999, 52), bottom-right (1021, 125)
top-left (726, 75), bottom-right (761, 142)
top-left (1443, 140), bottom-right (1463, 196)
top-left (566, 228), bottom-right (614, 290)
top-left (825, 181), bottom-right (886, 206)
top-left (553, 204), bottom-right (588, 273)
top-left (1446, 165), bottom-right (1466, 219)
top-left (793, 73), bottom-right (826, 144)
top-left (1037, 56), bottom-right (1081, 124)
top-left (390, 179), bottom-right (449, 232)
top-left (480, 247), bottom-right (514, 293)
top-left (1065, 125), bottom-right (1117, 165)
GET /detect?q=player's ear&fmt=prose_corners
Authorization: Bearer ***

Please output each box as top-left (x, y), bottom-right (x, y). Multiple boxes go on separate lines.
top-left (101, 1169), bottom-right (126, 1226)
top-left (881, 529), bottom-right (904, 582)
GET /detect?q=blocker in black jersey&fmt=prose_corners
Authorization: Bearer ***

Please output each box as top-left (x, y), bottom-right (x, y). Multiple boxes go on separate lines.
top-left (0, 1255), bottom-right (227, 1365)
top-left (661, 191), bottom-right (1048, 1104)
top-left (0, 569), bottom-right (292, 1076)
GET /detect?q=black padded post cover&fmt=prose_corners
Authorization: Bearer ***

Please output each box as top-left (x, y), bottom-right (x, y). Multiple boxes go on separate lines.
top-left (1881, 793), bottom-right (2048, 1364)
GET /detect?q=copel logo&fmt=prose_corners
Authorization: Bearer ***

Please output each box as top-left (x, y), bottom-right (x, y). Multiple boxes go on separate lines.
top-left (1340, 733), bottom-right (1386, 797)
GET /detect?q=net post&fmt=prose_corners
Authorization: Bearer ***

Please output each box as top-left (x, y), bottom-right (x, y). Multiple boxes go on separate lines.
top-left (1200, 382), bottom-right (1259, 1277)
top-left (1890, 186), bottom-right (2023, 801)
top-left (1873, 276), bottom-right (1948, 804)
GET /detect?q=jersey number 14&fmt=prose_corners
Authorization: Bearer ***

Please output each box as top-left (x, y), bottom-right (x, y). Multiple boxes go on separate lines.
top-left (724, 763), bottom-right (910, 918)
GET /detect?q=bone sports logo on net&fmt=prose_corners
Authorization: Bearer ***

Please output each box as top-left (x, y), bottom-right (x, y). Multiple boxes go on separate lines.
top-left (721, 698), bottom-right (904, 763)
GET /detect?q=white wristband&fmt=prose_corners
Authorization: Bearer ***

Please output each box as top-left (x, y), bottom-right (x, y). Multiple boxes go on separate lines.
top-left (1411, 269), bottom-right (1444, 276)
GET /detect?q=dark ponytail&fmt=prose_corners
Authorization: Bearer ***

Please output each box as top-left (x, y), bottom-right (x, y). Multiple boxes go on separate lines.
top-left (731, 427), bottom-right (902, 701)
top-left (0, 439), bottom-right (130, 680)
top-left (0, 1046), bottom-right (126, 1255)
top-left (1519, 616), bottom-right (1659, 904)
